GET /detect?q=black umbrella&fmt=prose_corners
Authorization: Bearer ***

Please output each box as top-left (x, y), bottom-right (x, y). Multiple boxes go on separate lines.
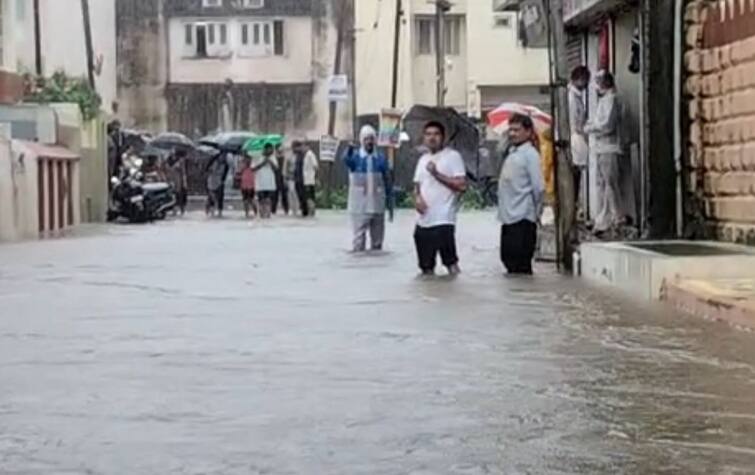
top-left (151, 132), bottom-right (195, 152)
top-left (199, 131), bottom-right (256, 154)
top-left (119, 129), bottom-right (152, 154)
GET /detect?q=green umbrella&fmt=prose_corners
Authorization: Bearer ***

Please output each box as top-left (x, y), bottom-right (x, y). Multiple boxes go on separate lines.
top-left (242, 134), bottom-right (284, 153)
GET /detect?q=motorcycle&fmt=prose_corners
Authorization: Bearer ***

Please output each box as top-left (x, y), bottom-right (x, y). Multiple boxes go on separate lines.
top-left (108, 156), bottom-right (177, 223)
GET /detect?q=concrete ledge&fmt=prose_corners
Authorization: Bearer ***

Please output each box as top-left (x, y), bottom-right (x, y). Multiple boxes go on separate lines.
top-left (580, 240), bottom-right (755, 301)
top-left (663, 279), bottom-right (755, 330)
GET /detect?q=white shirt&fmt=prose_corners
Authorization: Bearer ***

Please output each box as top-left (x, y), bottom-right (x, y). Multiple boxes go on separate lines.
top-left (585, 90), bottom-right (622, 155)
top-left (253, 154), bottom-right (277, 191)
top-left (302, 150), bottom-right (319, 186)
top-left (413, 148), bottom-right (466, 228)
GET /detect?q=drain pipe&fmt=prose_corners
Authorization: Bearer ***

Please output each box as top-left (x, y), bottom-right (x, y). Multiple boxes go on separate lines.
top-left (673, 0), bottom-right (684, 237)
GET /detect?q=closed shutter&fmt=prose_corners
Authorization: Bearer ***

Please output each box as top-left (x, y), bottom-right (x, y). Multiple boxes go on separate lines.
top-left (566, 33), bottom-right (584, 72)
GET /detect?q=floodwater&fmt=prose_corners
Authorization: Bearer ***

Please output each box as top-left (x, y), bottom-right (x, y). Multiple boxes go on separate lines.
top-left (1, 211), bottom-right (755, 474)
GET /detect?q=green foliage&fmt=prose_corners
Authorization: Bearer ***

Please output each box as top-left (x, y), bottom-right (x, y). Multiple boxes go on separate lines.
top-left (459, 190), bottom-right (488, 210)
top-left (316, 188), bottom-right (349, 210)
top-left (24, 71), bottom-right (102, 121)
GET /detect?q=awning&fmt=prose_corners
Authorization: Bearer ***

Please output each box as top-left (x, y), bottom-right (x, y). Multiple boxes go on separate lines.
top-left (14, 140), bottom-right (80, 161)
top-left (564, 0), bottom-right (633, 27)
top-left (494, 0), bottom-right (521, 11)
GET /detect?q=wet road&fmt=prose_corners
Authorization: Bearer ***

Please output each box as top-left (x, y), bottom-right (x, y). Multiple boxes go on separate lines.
top-left (2, 212), bottom-right (755, 474)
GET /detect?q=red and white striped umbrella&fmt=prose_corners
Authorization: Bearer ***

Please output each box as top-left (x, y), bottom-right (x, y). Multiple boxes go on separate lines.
top-left (487, 102), bottom-right (553, 135)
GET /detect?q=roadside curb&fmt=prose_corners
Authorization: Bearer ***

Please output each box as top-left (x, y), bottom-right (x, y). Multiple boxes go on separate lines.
top-left (662, 279), bottom-right (755, 331)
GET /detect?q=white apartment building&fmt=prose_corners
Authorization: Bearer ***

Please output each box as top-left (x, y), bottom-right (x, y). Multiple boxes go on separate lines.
top-left (355, 0), bottom-right (550, 119)
top-left (118, 0), bottom-right (352, 139)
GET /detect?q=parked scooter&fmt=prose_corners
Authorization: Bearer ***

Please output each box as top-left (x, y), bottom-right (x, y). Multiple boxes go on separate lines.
top-left (108, 155), bottom-right (177, 223)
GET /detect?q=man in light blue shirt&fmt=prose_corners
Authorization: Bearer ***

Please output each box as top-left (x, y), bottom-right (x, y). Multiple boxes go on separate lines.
top-left (498, 114), bottom-right (545, 275)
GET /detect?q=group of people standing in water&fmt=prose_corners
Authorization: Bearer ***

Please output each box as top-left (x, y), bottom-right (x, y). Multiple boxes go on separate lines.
top-left (345, 117), bottom-right (545, 276)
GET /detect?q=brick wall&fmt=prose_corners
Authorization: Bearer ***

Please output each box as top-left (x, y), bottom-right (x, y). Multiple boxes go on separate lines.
top-left (684, 0), bottom-right (755, 245)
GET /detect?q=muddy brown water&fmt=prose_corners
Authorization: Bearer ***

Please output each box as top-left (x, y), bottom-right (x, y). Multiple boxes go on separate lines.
top-left (1, 212), bottom-right (755, 474)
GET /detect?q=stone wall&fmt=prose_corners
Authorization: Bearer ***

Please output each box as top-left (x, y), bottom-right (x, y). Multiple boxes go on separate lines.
top-left (684, 0), bottom-right (755, 244)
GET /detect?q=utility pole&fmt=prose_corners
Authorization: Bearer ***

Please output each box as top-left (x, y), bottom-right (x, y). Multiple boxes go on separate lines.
top-left (350, 25), bottom-right (359, 140)
top-left (390, 0), bottom-right (402, 108)
top-left (545, 0), bottom-right (576, 269)
top-left (81, 0), bottom-right (96, 89)
top-left (328, 0), bottom-right (349, 136)
top-left (33, 0), bottom-right (42, 76)
top-left (434, 0), bottom-right (451, 107)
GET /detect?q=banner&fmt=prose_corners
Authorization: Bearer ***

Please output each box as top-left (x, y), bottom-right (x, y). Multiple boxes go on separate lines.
top-left (327, 75), bottom-right (349, 102)
top-left (378, 108), bottom-right (402, 148)
top-left (319, 135), bottom-right (339, 162)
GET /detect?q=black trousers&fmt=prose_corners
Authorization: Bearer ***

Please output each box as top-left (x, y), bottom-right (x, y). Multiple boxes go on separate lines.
top-left (271, 182), bottom-right (288, 214)
top-left (296, 182), bottom-right (316, 217)
top-left (414, 225), bottom-right (458, 272)
top-left (500, 220), bottom-right (537, 275)
top-left (572, 166), bottom-right (582, 209)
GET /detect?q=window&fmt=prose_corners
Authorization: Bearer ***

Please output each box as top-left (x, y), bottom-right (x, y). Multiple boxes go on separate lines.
top-left (241, 24), bottom-right (249, 44)
top-left (183, 22), bottom-right (229, 58)
top-left (208, 23), bottom-right (215, 44)
top-left (195, 25), bottom-right (208, 57)
top-left (239, 20), bottom-right (284, 57)
top-left (416, 19), bottom-right (433, 55)
top-left (444, 17), bottom-right (462, 55)
top-left (414, 15), bottom-right (464, 56)
top-left (493, 14), bottom-right (511, 28)
top-left (203, 0), bottom-right (222, 7)
top-left (273, 20), bottom-right (284, 55)
top-left (238, 0), bottom-right (264, 7)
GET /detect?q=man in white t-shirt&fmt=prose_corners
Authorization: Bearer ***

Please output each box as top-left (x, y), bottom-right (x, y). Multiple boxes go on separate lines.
top-left (252, 142), bottom-right (278, 219)
top-left (413, 121), bottom-right (467, 276)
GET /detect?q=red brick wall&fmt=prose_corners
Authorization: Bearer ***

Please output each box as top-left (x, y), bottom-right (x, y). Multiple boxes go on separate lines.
top-left (0, 70), bottom-right (24, 104)
top-left (685, 0), bottom-right (755, 244)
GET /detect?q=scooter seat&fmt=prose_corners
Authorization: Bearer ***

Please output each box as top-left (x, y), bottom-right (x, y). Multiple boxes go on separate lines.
top-left (142, 183), bottom-right (171, 193)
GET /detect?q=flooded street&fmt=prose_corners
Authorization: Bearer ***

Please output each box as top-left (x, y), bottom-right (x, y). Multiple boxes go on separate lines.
top-left (2, 211), bottom-right (755, 474)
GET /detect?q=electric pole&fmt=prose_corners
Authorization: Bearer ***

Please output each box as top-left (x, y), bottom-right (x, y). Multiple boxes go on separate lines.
top-left (328, 0), bottom-right (348, 137)
top-left (81, 0), bottom-right (96, 88)
top-left (545, 0), bottom-right (576, 269)
top-left (350, 25), bottom-right (359, 140)
top-left (390, 0), bottom-right (402, 108)
top-left (33, 0), bottom-right (42, 76)
top-left (434, 1), bottom-right (451, 107)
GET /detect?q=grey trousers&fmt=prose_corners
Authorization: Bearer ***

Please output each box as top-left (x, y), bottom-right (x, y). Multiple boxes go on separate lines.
top-left (595, 153), bottom-right (621, 232)
top-left (352, 213), bottom-right (385, 251)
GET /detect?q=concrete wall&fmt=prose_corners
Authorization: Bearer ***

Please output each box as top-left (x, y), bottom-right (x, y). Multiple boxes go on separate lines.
top-left (466, 3), bottom-right (548, 90)
top-left (0, 130), bottom-right (42, 242)
top-left (355, 0), bottom-right (549, 117)
top-left (12, 0), bottom-right (118, 113)
top-left (684, 0), bottom-right (755, 245)
top-left (51, 104), bottom-right (108, 223)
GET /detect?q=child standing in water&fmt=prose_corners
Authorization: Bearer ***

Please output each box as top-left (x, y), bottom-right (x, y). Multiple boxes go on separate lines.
top-left (239, 155), bottom-right (256, 219)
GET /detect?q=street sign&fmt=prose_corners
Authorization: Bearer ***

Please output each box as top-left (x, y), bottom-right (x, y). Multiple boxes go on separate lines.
top-left (378, 108), bottom-right (402, 148)
top-left (327, 75), bottom-right (349, 102)
top-left (319, 135), bottom-right (339, 162)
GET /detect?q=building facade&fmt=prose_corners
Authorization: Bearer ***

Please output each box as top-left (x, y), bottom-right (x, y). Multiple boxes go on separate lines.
top-left (684, 0), bottom-right (755, 245)
top-left (117, 0), bottom-right (352, 139)
top-left (354, 0), bottom-right (550, 121)
top-left (6, 0), bottom-right (118, 112)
